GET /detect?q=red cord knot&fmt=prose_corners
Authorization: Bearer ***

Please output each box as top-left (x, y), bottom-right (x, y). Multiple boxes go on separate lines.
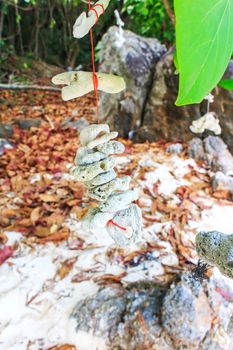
top-left (93, 73), bottom-right (99, 90)
top-left (89, 4), bottom-right (105, 24)
top-left (107, 220), bottom-right (127, 232)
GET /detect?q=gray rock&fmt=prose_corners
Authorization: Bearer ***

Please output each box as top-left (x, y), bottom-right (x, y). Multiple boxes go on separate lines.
top-left (134, 53), bottom-right (233, 154)
top-left (212, 172), bottom-right (233, 197)
top-left (0, 124), bottom-right (13, 139)
top-left (14, 119), bottom-right (41, 129)
top-left (98, 26), bottom-right (166, 137)
top-left (162, 281), bottom-right (212, 347)
top-left (71, 284), bottom-right (168, 350)
top-left (188, 138), bottom-right (206, 161)
top-left (0, 138), bottom-right (13, 155)
top-left (199, 323), bottom-right (232, 350)
top-left (166, 143), bottom-right (183, 154)
top-left (196, 231), bottom-right (233, 278)
top-left (62, 117), bottom-right (89, 130)
top-left (204, 136), bottom-right (233, 175)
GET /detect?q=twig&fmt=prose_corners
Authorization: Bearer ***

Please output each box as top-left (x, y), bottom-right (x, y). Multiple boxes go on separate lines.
top-left (44, 114), bottom-right (55, 129)
top-left (162, 0), bottom-right (175, 25)
top-left (0, 84), bottom-right (61, 92)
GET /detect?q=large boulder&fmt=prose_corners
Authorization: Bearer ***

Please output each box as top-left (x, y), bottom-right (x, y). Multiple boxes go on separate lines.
top-left (70, 271), bottom-right (233, 350)
top-left (71, 283), bottom-right (170, 350)
top-left (135, 53), bottom-right (233, 152)
top-left (162, 277), bottom-right (212, 349)
top-left (98, 26), bottom-right (166, 137)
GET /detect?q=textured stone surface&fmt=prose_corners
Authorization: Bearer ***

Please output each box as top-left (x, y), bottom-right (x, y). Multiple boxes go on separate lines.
top-left (98, 26), bottom-right (166, 137)
top-left (188, 136), bottom-right (233, 197)
top-left (203, 136), bottom-right (233, 175)
top-left (212, 172), bottom-right (233, 197)
top-left (0, 124), bottom-right (13, 139)
top-left (162, 280), bottom-right (212, 347)
top-left (196, 231), bottom-right (233, 278)
top-left (71, 283), bottom-right (169, 350)
top-left (0, 139), bottom-right (13, 156)
top-left (71, 275), bottom-right (225, 350)
top-left (135, 55), bottom-right (233, 153)
top-left (14, 118), bottom-right (41, 129)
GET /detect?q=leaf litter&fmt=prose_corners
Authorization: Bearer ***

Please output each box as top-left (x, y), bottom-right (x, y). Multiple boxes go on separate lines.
top-left (0, 90), bottom-right (233, 349)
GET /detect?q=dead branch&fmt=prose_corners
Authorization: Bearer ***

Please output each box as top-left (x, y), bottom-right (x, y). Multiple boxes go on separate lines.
top-left (162, 0), bottom-right (175, 26)
top-left (0, 84), bottom-right (61, 92)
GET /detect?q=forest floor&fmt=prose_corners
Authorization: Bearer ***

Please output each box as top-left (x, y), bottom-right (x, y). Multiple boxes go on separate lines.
top-left (1, 87), bottom-right (233, 350)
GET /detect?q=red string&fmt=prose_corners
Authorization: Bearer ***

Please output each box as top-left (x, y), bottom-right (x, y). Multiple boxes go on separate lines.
top-left (107, 220), bottom-right (127, 232)
top-left (88, 0), bottom-right (102, 124)
top-left (89, 4), bottom-right (105, 24)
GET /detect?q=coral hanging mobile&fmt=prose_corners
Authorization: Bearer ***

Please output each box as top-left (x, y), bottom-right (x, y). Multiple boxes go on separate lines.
top-left (52, 1), bottom-right (142, 246)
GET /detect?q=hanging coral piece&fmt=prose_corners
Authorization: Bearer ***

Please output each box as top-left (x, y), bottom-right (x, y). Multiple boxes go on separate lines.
top-left (73, 0), bottom-right (110, 39)
top-left (190, 112), bottom-right (221, 135)
top-left (72, 124), bottom-right (142, 246)
top-left (52, 71), bottom-right (126, 101)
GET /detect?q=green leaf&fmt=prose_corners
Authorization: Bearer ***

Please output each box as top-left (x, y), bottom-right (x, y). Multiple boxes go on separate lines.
top-left (175, 0), bottom-right (233, 106)
top-left (173, 50), bottom-right (179, 73)
top-left (219, 78), bottom-right (233, 90)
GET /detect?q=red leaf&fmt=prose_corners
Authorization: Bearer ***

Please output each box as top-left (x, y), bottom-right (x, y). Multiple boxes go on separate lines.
top-left (0, 246), bottom-right (13, 265)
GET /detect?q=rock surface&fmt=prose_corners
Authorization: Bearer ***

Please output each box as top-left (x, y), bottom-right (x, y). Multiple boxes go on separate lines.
top-left (98, 26), bottom-right (166, 137)
top-left (188, 136), bottom-right (233, 197)
top-left (0, 124), bottom-right (13, 139)
top-left (162, 280), bottom-right (212, 347)
top-left (71, 272), bottom-right (233, 350)
top-left (99, 31), bottom-right (233, 152)
top-left (196, 231), bottom-right (233, 279)
top-left (135, 55), bottom-right (233, 152)
top-left (71, 283), bottom-right (170, 350)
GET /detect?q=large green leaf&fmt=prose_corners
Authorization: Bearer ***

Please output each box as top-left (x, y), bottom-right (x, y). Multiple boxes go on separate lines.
top-left (219, 78), bottom-right (233, 90)
top-left (175, 0), bottom-right (233, 106)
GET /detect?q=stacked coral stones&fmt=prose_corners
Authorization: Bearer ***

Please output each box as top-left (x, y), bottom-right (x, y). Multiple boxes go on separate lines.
top-left (72, 124), bottom-right (142, 246)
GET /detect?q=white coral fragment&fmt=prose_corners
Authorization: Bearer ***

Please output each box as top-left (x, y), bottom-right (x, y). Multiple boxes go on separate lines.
top-left (97, 141), bottom-right (125, 155)
top-left (72, 157), bottom-right (116, 182)
top-left (89, 176), bottom-right (131, 201)
top-left (52, 71), bottom-right (126, 101)
top-left (73, 0), bottom-right (110, 39)
top-left (99, 190), bottom-right (138, 212)
top-left (73, 124), bottom-right (142, 246)
top-left (75, 147), bottom-right (106, 165)
top-left (107, 204), bottom-right (142, 246)
top-left (190, 112), bottom-right (221, 135)
top-left (80, 124), bottom-right (109, 147)
top-left (87, 132), bottom-right (118, 149)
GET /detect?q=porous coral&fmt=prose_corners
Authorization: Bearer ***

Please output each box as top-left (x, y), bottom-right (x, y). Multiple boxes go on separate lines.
top-left (72, 124), bottom-right (142, 246)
